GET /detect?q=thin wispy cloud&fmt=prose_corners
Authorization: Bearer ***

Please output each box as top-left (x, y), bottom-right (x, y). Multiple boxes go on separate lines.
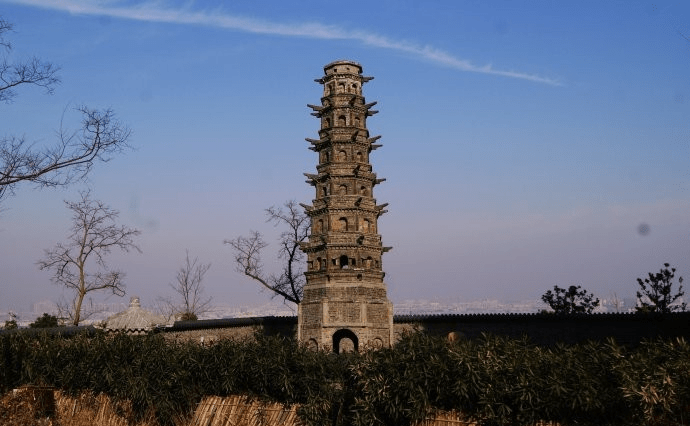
top-left (7, 0), bottom-right (562, 86)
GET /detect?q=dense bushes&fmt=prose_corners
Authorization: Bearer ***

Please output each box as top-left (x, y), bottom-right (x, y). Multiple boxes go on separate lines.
top-left (350, 334), bottom-right (633, 426)
top-left (1, 330), bottom-right (689, 426)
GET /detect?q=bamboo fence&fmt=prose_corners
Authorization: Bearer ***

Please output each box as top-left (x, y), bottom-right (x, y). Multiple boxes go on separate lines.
top-left (190, 395), bottom-right (301, 426)
top-left (2, 387), bottom-right (559, 426)
top-left (189, 397), bottom-right (549, 426)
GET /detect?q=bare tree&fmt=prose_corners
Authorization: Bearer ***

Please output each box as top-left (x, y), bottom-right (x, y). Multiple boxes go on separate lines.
top-left (225, 200), bottom-right (310, 304)
top-left (160, 250), bottom-right (212, 321)
top-left (37, 191), bottom-right (141, 325)
top-left (1, 18), bottom-right (130, 203)
top-left (0, 17), bottom-right (60, 103)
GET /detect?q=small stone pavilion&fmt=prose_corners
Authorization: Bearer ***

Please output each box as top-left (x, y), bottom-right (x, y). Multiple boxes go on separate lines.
top-left (105, 296), bottom-right (166, 334)
top-left (298, 60), bottom-right (394, 352)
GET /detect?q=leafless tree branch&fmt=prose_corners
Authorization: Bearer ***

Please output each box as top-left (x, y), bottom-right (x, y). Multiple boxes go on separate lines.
top-left (0, 19), bottom-right (130, 203)
top-left (37, 190), bottom-right (141, 325)
top-left (679, 30), bottom-right (690, 43)
top-left (0, 56), bottom-right (60, 103)
top-left (0, 106), bottom-right (132, 202)
top-left (225, 200), bottom-right (310, 304)
top-left (0, 17), bottom-right (60, 104)
top-left (55, 296), bottom-right (103, 326)
top-left (0, 19), bottom-right (12, 51)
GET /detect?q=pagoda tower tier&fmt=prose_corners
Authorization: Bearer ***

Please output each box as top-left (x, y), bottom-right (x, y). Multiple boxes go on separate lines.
top-left (298, 60), bottom-right (393, 352)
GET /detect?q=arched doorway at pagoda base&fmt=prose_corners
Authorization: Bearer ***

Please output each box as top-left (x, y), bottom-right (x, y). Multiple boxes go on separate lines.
top-left (332, 329), bottom-right (358, 353)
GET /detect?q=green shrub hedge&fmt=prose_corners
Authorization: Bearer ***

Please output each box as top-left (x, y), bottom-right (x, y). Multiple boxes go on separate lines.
top-left (1, 330), bottom-right (688, 426)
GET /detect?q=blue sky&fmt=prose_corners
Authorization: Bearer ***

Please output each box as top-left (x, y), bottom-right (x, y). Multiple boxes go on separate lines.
top-left (1, 0), bottom-right (689, 314)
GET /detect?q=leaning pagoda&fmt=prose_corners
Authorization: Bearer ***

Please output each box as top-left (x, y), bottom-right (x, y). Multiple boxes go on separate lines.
top-left (298, 60), bottom-right (394, 352)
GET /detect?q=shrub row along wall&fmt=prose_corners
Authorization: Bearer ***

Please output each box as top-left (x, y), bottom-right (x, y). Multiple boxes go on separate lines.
top-left (1, 330), bottom-right (690, 426)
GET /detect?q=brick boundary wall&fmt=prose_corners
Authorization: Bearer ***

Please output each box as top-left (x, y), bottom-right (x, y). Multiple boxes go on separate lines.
top-left (157, 316), bottom-right (298, 343)
top-left (394, 311), bottom-right (690, 346)
top-left (156, 312), bottom-right (690, 347)
top-left (5, 312), bottom-right (686, 347)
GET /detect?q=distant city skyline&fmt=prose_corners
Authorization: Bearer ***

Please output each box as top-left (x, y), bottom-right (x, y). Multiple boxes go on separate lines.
top-left (1, 0), bottom-right (689, 315)
top-left (4, 293), bottom-right (655, 328)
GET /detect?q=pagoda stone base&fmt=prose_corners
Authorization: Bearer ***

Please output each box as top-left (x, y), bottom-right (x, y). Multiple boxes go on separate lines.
top-left (298, 284), bottom-right (393, 352)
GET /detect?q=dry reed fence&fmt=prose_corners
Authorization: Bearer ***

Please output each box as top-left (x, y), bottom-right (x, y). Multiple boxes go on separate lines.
top-left (191, 397), bottom-right (483, 426)
top-left (189, 398), bottom-right (561, 426)
top-left (53, 391), bottom-right (152, 426)
top-left (190, 395), bottom-right (300, 426)
top-left (415, 411), bottom-right (478, 426)
top-left (415, 411), bottom-right (558, 426)
top-left (1, 387), bottom-right (560, 426)
top-left (1, 387), bottom-right (158, 426)
top-left (189, 397), bottom-right (558, 426)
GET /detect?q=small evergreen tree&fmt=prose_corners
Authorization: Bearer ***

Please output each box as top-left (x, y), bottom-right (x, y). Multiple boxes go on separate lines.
top-left (541, 285), bottom-right (600, 314)
top-left (3, 312), bottom-right (18, 330)
top-left (29, 313), bottom-right (59, 328)
top-left (636, 263), bottom-right (686, 313)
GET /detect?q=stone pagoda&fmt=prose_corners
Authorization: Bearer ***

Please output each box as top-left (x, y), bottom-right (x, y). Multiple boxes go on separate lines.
top-left (298, 60), bottom-right (393, 352)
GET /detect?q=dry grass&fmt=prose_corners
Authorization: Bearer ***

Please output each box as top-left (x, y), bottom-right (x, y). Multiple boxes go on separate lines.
top-left (0, 386), bottom-right (54, 426)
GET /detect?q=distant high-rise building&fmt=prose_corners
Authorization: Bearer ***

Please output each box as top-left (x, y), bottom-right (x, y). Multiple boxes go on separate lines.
top-left (32, 300), bottom-right (58, 315)
top-left (298, 60), bottom-right (394, 352)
